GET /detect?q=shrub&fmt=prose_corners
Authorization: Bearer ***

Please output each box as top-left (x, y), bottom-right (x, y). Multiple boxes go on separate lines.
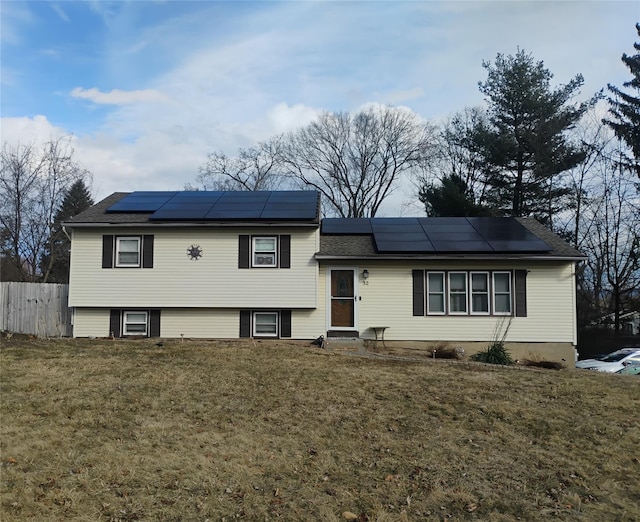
top-left (433, 345), bottom-right (465, 359)
top-left (471, 342), bottom-right (513, 365)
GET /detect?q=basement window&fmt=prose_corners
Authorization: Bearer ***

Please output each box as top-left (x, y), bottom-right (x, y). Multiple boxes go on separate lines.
top-left (123, 311), bottom-right (148, 336)
top-left (253, 312), bottom-right (278, 337)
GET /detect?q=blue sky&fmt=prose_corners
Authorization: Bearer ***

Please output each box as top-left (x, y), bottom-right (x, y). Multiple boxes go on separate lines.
top-left (1, 1), bottom-right (638, 213)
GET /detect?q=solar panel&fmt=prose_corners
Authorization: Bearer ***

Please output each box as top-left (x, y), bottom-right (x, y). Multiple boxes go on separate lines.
top-left (137, 190), bottom-right (319, 221)
top-left (107, 192), bottom-right (178, 212)
top-left (371, 218), bottom-right (435, 252)
top-left (363, 216), bottom-right (551, 253)
top-left (417, 218), bottom-right (493, 252)
top-left (205, 209), bottom-right (264, 219)
top-left (467, 217), bottom-right (550, 252)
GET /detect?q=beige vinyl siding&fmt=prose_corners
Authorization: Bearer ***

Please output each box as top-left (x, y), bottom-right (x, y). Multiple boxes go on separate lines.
top-left (162, 308), bottom-right (324, 339)
top-left (69, 227), bottom-right (318, 308)
top-left (73, 307), bottom-right (324, 339)
top-left (161, 309), bottom-right (238, 338)
top-left (73, 308), bottom-right (110, 337)
top-left (320, 260), bottom-right (577, 344)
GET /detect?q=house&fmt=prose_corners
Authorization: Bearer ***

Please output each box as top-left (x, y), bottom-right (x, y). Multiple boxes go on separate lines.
top-left (591, 311), bottom-right (640, 336)
top-left (64, 190), bottom-right (585, 362)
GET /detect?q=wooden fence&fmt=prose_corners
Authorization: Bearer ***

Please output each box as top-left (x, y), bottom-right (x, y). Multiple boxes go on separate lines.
top-left (0, 282), bottom-right (72, 337)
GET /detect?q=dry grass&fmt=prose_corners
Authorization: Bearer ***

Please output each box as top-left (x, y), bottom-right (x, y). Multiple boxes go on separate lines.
top-left (1, 337), bottom-right (639, 521)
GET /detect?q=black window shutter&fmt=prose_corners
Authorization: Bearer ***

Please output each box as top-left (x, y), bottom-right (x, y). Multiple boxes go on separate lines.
top-left (279, 235), bottom-right (291, 269)
top-left (238, 235), bottom-right (250, 268)
top-left (142, 235), bottom-right (154, 268)
top-left (102, 235), bottom-right (114, 268)
top-left (280, 309), bottom-right (292, 338)
top-left (515, 270), bottom-right (528, 317)
top-left (109, 309), bottom-right (121, 338)
top-left (149, 310), bottom-right (161, 337)
top-left (412, 270), bottom-right (425, 316)
top-left (239, 310), bottom-right (251, 337)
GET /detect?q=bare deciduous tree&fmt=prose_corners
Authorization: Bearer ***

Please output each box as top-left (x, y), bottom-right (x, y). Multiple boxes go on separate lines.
top-left (578, 143), bottom-right (639, 333)
top-left (283, 106), bottom-right (436, 217)
top-left (192, 137), bottom-right (286, 191)
top-left (1, 137), bottom-right (90, 282)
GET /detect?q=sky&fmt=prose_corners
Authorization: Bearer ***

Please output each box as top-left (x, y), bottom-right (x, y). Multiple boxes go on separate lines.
top-left (1, 0), bottom-right (639, 215)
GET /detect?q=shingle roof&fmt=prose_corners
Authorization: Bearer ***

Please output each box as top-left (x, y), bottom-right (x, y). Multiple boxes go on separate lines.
top-left (316, 217), bottom-right (585, 260)
top-left (65, 193), bottom-right (151, 224)
top-left (64, 191), bottom-right (321, 226)
top-left (66, 193), bottom-right (584, 260)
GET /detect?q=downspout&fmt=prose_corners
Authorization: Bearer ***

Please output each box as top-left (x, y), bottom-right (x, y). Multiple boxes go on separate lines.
top-left (62, 225), bottom-right (73, 337)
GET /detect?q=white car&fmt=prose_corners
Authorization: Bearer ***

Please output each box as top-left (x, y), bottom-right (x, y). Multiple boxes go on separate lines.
top-left (576, 348), bottom-right (640, 373)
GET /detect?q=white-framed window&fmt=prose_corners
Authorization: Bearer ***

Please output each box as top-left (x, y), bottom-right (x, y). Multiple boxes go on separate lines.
top-left (116, 237), bottom-right (141, 267)
top-left (427, 272), bottom-right (445, 314)
top-left (123, 311), bottom-right (148, 335)
top-left (253, 311), bottom-right (278, 337)
top-left (493, 272), bottom-right (512, 314)
top-left (422, 270), bottom-right (514, 316)
top-left (471, 272), bottom-right (490, 314)
top-left (252, 237), bottom-right (277, 267)
top-left (448, 272), bottom-right (468, 314)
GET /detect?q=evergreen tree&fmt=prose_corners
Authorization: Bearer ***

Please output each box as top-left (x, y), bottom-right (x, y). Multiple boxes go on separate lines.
top-left (41, 180), bottom-right (93, 283)
top-left (419, 174), bottom-right (492, 217)
top-left (475, 50), bottom-right (590, 226)
top-left (603, 23), bottom-right (640, 178)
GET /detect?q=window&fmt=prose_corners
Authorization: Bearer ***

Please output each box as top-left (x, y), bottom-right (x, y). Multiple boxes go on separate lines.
top-left (116, 237), bottom-right (141, 267)
top-left (471, 272), bottom-right (489, 314)
top-left (415, 270), bottom-right (517, 317)
top-left (123, 311), bottom-right (148, 335)
top-left (252, 237), bottom-right (277, 267)
top-left (253, 312), bottom-right (278, 337)
top-left (449, 272), bottom-right (468, 314)
top-left (427, 272), bottom-right (445, 314)
top-left (493, 272), bottom-right (512, 314)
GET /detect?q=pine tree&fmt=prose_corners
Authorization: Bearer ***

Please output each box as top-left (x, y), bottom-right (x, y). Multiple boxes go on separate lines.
top-left (41, 180), bottom-right (93, 283)
top-left (603, 23), bottom-right (640, 178)
top-left (475, 50), bottom-right (590, 226)
top-left (419, 174), bottom-right (492, 217)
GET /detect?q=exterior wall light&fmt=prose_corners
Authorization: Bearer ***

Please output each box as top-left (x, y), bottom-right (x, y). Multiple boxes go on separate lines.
top-left (362, 269), bottom-right (369, 280)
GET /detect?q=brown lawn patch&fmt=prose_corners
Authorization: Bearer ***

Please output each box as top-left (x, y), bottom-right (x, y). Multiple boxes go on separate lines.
top-left (1, 338), bottom-right (639, 521)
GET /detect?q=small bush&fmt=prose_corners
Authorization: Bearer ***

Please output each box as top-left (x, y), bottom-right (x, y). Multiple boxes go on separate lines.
top-left (433, 345), bottom-right (465, 359)
top-left (471, 342), bottom-right (513, 365)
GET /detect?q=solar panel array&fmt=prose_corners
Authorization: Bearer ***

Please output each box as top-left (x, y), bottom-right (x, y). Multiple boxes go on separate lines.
top-left (106, 191), bottom-right (319, 221)
top-left (322, 217), bottom-right (551, 253)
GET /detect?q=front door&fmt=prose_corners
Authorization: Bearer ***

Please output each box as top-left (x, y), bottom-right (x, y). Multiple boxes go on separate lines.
top-left (330, 269), bottom-right (357, 330)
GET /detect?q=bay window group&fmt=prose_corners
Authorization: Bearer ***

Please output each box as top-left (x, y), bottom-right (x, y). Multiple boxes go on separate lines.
top-left (422, 270), bottom-right (515, 316)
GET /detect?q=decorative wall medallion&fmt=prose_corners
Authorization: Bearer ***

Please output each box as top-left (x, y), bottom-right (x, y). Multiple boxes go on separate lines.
top-left (187, 244), bottom-right (203, 261)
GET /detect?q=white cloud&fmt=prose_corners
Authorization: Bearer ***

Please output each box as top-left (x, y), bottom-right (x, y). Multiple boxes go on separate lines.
top-left (1, 115), bottom-right (69, 146)
top-left (70, 87), bottom-right (170, 105)
top-left (50, 3), bottom-right (70, 23)
top-left (5, 1), bottom-right (636, 214)
top-left (382, 88), bottom-right (426, 105)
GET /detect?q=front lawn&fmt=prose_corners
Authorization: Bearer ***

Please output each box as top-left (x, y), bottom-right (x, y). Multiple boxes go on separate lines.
top-left (1, 338), bottom-right (638, 521)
